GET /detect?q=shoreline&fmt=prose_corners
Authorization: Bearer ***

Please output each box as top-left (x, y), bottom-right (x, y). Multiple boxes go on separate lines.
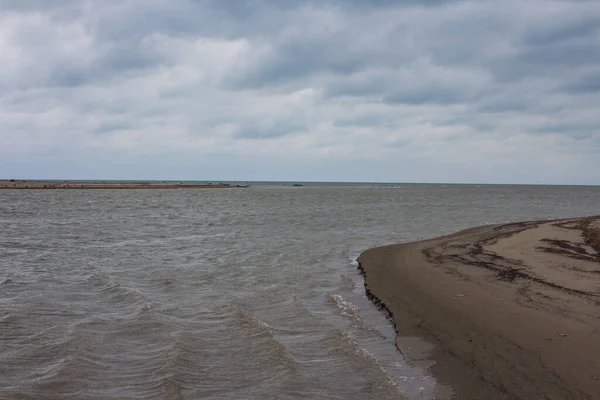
top-left (0, 180), bottom-right (245, 189)
top-left (358, 216), bottom-right (600, 399)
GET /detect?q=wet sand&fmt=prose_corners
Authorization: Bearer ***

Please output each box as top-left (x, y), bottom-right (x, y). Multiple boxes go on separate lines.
top-left (358, 216), bottom-right (600, 399)
top-left (0, 180), bottom-right (240, 189)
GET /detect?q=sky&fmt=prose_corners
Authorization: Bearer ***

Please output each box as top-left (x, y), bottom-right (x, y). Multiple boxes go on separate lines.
top-left (1, 0), bottom-right (599, 184)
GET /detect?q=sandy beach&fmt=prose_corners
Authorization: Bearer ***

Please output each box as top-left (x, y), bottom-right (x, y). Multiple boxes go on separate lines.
top-left (358, 216), bottom-right (600, 399)
top-left (0, 180), bottom-right (241, 189)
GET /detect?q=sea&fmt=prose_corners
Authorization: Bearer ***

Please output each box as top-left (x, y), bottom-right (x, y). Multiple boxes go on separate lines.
top-left (1, 183), bottom-right (599, 399)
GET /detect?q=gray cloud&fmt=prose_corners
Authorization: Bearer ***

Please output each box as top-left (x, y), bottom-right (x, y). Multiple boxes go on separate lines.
top-left (561, 70), bottom-right (600, 94)
top-left (232, 120), bottom-right (307, 140)
top-left (1, 0), bottom-right (600, 183)
top-left (382, 87), bottom-right (473, 106)
top-left (521, 16), bottom-right (600, 46)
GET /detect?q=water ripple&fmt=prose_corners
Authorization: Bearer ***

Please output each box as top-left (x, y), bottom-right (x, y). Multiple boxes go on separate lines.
top-left (2, 185), bottom-right (599, 399)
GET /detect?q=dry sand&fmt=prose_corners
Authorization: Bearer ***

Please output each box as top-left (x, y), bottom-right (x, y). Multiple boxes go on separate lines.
top-left (0, 180), bottom-right (240, 189)
top-left (358, 216), bottom-right (600, 399)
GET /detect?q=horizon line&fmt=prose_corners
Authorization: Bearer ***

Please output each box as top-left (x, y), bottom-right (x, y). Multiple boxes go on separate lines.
top-left (2, 178), bottom-right (599, 187)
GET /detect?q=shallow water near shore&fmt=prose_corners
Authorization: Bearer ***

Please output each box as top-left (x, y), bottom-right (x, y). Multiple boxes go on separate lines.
top-left (1, 183), bottom-right (599, 399)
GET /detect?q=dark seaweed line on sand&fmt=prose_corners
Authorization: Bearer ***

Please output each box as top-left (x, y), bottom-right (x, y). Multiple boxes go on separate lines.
top-left (423, 220), bottom-right (600, 302)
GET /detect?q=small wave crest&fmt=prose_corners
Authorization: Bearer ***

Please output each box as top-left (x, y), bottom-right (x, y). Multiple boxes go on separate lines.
top-left (329, 294), bottom-right (359, 319)
top-left (232, 305), bottom-right (298, 369)
top-left (339, 273), bottom-right (356, 291)
top-left (322, 329), bottom-right (402, 394)
top-left (328, 294), bottom-right (383, 337)
top-left (83, 271), bottom-right (154, 314)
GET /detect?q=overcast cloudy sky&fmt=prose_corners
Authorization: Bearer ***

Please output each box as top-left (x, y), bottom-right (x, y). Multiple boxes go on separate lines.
top-left (1, 0), bottom-right (599, 184)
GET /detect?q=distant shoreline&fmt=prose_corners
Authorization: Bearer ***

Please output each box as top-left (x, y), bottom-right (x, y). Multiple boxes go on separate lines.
top-left (359, 216), bottom-right (600, 399)
top-left (0, 180), bottom-right (244, 189)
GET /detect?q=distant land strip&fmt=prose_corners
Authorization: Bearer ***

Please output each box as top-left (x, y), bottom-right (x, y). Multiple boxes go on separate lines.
top-left (0, 180), bottom-right (246, 189)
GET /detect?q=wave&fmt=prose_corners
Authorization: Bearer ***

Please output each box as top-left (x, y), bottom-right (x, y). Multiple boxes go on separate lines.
top-left (88, 233), bottom-right (229, 249)
top-left (232, 305), bottom-right (299, 369)
top-left (339, 273), bottom-right (356, 290)
top-left (320, 329), bottom-right (402, 394)
top-left (329, 294), bottom-right (360, 319)
top-left (84, 271), bottom-right (146, 302)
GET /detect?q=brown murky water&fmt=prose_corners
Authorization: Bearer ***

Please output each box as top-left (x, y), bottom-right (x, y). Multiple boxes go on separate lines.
top-left (1, 184), bottom-right (599, 399)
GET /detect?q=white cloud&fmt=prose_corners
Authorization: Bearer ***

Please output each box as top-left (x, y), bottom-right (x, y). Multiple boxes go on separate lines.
top-left (1, 0), bottom-right (599, 183)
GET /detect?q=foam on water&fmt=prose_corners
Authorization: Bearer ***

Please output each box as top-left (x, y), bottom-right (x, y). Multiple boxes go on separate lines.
top-left (329, 293), bottom-right (360, 319)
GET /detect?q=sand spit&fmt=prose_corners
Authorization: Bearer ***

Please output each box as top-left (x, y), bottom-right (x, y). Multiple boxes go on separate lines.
top-left (358, 216), bottom-right (600, 399)
top-left (0, 180), bottom-right (242, 189)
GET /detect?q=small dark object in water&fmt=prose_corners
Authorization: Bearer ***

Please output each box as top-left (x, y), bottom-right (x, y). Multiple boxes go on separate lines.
top-left (293, 184), bottom-right (303, 187)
